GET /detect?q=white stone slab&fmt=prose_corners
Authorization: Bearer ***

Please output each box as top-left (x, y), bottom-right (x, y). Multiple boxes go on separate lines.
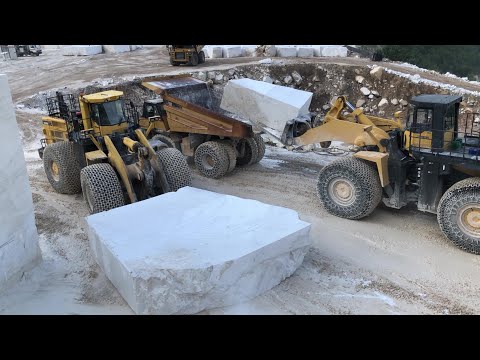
top-left (297, 47), bottom-right (314, 57)
top-left (312, 45), bottom-right (348, 57)
top-left (0, 74), bottom-right (41, 291)
top-left (265, 45), bottom-right (277, 57)
top-left (321, 45), bottom-right (348, 57)
top-left (276, 46), bottom-right (297, 57)
top-left (61, 45), bottom-right (103, 56)
top-left (312, 45), bottom-right (323, 56)
top-left (102, 45), bottom-right (131, 54)
top-left (205, 46), bottom-right (223, 58)
top-left (223, 46), bottom-right (242, 58)
top-left (87, 187), bottom-right (311, 315)
top-left (241, 45), bottom-right (258, 57)
top-left (220, 78), bottom-right (313, 133)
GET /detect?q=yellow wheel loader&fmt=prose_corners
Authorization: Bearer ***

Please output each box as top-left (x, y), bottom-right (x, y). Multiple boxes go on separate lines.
top-left (282, 95), bottom-right (480, 254)
top-left (38, 90), bottom-right (192, 214)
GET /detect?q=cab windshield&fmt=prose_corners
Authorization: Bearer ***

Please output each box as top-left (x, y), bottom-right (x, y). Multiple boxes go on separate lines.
top-left (91, 100), bottom-right (126, 126)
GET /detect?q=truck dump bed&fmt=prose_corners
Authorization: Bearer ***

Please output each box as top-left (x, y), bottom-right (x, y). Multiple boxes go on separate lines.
top-left (142, 76), bottom-right (253, 139)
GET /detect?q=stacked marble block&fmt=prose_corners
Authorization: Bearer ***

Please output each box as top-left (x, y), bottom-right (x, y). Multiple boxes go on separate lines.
top-left (0, 74), bottom-right (41, 291)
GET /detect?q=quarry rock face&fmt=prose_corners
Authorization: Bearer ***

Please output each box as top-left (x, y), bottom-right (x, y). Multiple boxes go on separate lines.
top-left (220, 78), bottom-right (313, 133)
top-left (370, 66), bottom-right (384, 81)
top-left (87, 187), bottom-right (311, 315)
top-left (0, 74), bottom-right (41, 291)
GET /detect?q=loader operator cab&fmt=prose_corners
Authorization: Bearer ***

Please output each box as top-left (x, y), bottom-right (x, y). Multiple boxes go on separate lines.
top-left (80, 91), bottom-right (137, 137)
top-left (90, 99), bottom-right (126, 126)
top-left (404, 95), bottom-right (462, 153)
top-left (142, 98), bottom-right (165, 119)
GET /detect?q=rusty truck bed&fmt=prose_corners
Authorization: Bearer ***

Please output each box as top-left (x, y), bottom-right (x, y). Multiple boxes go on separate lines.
top-left (142, 76), bottom-right (253, 139)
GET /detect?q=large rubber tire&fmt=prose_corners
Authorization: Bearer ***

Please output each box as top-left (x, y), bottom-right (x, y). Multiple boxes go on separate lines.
top-left (151, 134), bottom-right (176, 149)
top-left (43, 141), bottom-right (82, 194)
top-left (189, 53), bottom-right (199, 66)
top-left (198, 51), bottom-right (205, 64)
top-left (170, 58), bottom-right (180, 66)
top-left (236, 138), bottom-right (259, 166)
top-left (218, 140), bottom-right (237, 173)
top-left (437, 177), bottom-right (480, 254)
top-left (317, 157), bottom-right (383, 220)
top-left (194, 141), bottom-right (229, 178)
top-left (80, 163), bottom-right (125, 214)
top-left (156, 147), bottom-right (192, 192)
top-left (320, 141), bottom-right (332, 149)
top-left (252, 133), bottom-right (265, 164)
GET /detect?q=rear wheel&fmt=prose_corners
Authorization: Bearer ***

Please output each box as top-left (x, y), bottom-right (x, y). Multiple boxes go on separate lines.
top-left (80, 163), bottom-right (124, 214)
top-left (320, 141), bottom-right (332, 149)
top-left (156, 147), bottom-right (192, 192)
top-left (198, 51), bottom-right (205, 64)
top-left (43, 141), bottom-right (82, 194)
top-left (317, 157), bottom-right (382, 219)
top-left (438, 177), bottom-right (480, 254)
top-left (236, 138), bottom-right (259, 166)
top-left (218, 140), bottom-right (237, 173)
top-left (251, 133), bottom-right (265, 164)
top-left (194, 141), bottom-right (229, 178)
top-left (151, 134), bottom-right (176, 149)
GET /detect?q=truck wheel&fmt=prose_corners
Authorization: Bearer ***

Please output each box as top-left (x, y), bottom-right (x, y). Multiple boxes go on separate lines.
top-left (80, 163), bottom-right (125, 214)
top-left (320, 141), bottom-right (331, 149)
top-left (252, 133), bottom-right (265, 163)
top-left (236, 138), bottom-right (259, 166)
top-left (438, 177), bottom-right (480, 254)
top-left (189, 53), bottom-right (199, 66)
top-left (218, 140), bottom-right (237, 173)
top-left (156, 147), bottom-right (192, 191)
top-left (170, 58), bottom-right (180, 66)
top-left (43, 142), bottom-right (82, 194)
top-left (151, 134), bottom-right (176, 149)
top-left (317, 157), bottom-right (382, 219)
top-left (198, 51), bottom-right (205, 64)
top-left (194, 141), bottom-right (229, 178)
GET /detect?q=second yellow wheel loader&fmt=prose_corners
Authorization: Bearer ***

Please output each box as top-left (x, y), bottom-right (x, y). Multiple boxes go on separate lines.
top-left (281, 95), bottom-right (480, 255)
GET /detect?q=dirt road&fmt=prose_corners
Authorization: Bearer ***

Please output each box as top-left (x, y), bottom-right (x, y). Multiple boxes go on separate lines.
top-left (1, 47), bottom-right (480, 314)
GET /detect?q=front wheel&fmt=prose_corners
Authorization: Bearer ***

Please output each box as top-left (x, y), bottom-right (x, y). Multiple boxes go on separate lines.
top-left (317, 157), bottom-right (382, 220)
top-left (80, 163), bottom-right (125, 214)
top-left (438, 177), bottom-right (480, 254)
top-left (198, 51), bottom-right (205, 64)
top-left (189, 53), bottom-right (199, 66)
top-left (236, 138), bottom-right (259, 166)
top-left (156, 147), bottom-right (192, 192)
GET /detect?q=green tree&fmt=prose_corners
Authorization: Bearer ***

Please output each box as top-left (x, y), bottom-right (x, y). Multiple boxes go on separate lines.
top-left (359, 45), bottom-right (480, 80)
